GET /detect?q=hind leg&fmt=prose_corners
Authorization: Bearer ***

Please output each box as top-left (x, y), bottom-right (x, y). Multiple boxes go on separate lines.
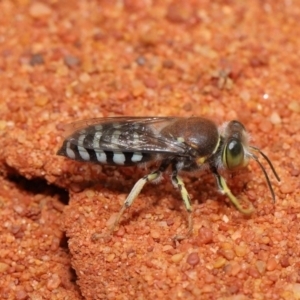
top-left (110, 160), bottom-right (171, 233)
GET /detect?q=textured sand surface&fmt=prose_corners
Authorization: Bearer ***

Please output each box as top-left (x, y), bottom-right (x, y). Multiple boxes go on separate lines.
top-left (1, 1), bottom-right (300, 299)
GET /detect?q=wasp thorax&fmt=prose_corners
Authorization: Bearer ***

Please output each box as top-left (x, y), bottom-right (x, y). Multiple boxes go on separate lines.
top-left (161, 117), bottom-right (219, 157)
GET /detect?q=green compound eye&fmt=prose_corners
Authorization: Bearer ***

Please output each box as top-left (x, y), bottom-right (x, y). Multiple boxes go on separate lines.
top-left (224, 139), bottom-right (244, 169)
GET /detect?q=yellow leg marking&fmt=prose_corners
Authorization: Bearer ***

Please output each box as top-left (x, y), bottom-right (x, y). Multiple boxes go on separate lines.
top-left (172, 175), bottom-right (193, 239)
top-left (110, 171), bottom-right (160, 233)
top-left (219, 176), bottom-right (253, 214)
top-left (175, 176), bottom-right (192, 212)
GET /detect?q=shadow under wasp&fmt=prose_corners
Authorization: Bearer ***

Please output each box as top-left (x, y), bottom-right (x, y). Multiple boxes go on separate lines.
top-left (57, 117), bottom-right (280, 239)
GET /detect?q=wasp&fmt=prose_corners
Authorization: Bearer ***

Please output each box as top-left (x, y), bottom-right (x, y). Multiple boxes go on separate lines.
top-left (57, 117), bottom-right (280, 238)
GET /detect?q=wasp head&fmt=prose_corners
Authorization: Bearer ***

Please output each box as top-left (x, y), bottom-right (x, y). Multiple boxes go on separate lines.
top-left (220, 120), bottom-right (280, 202)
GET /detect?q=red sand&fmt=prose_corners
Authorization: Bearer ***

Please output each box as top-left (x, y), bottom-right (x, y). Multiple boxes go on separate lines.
top-left (1, 1), bottom-right (300, 299)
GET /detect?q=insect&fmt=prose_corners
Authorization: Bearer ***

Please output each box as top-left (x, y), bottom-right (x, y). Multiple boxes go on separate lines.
top-left (57, 117), bottom-right (280, 238)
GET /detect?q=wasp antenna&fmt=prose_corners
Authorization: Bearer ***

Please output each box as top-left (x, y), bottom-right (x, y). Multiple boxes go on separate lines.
top-left (250, 153), bottom-right (277, 203)
top-left (250, 146), bottom-right (280, 182)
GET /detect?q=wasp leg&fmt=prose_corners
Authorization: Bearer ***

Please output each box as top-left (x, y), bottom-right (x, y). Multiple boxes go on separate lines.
top-left (171, 169), bottom-right (193, 240)
top-left (212, 169), bottom-right (253, 214)
top-left (110, 171), bottom-right (160, 232)
top-left (110, 161), bottom-right (171, 234)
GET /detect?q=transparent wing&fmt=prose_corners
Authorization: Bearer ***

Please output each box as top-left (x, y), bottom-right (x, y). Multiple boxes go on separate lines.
top-left (59, 117), bottom-right (173, 137)
top-left (61, 117), bottom-right (191, 156)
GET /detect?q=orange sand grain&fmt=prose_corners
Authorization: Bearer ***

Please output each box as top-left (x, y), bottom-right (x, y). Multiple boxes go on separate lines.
top-left (1, 1), bottom-right (300, 299)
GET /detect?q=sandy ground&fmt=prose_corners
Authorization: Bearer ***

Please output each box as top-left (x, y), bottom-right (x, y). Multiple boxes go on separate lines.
top-left (1, 1), bottom-right (300, 299)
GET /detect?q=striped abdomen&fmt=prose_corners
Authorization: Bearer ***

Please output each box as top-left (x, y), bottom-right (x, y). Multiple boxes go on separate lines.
top-left (57, 123), bottom-right (154, 166)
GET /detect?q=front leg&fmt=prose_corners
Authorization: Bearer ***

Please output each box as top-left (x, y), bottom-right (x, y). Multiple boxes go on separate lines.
top-left (211, 166), bottom-right (253, 214)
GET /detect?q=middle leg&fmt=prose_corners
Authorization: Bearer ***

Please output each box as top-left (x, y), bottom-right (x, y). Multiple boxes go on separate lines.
top-left (171, 163), bottom-right (193, 239)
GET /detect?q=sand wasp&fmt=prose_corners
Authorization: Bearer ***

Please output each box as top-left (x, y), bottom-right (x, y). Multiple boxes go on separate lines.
top-left (57, 117), bottom-right (280, 238)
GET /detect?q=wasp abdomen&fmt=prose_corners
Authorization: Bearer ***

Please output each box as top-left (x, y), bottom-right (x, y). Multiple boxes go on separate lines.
top-left (57, 123), bottom-right (153, 166)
